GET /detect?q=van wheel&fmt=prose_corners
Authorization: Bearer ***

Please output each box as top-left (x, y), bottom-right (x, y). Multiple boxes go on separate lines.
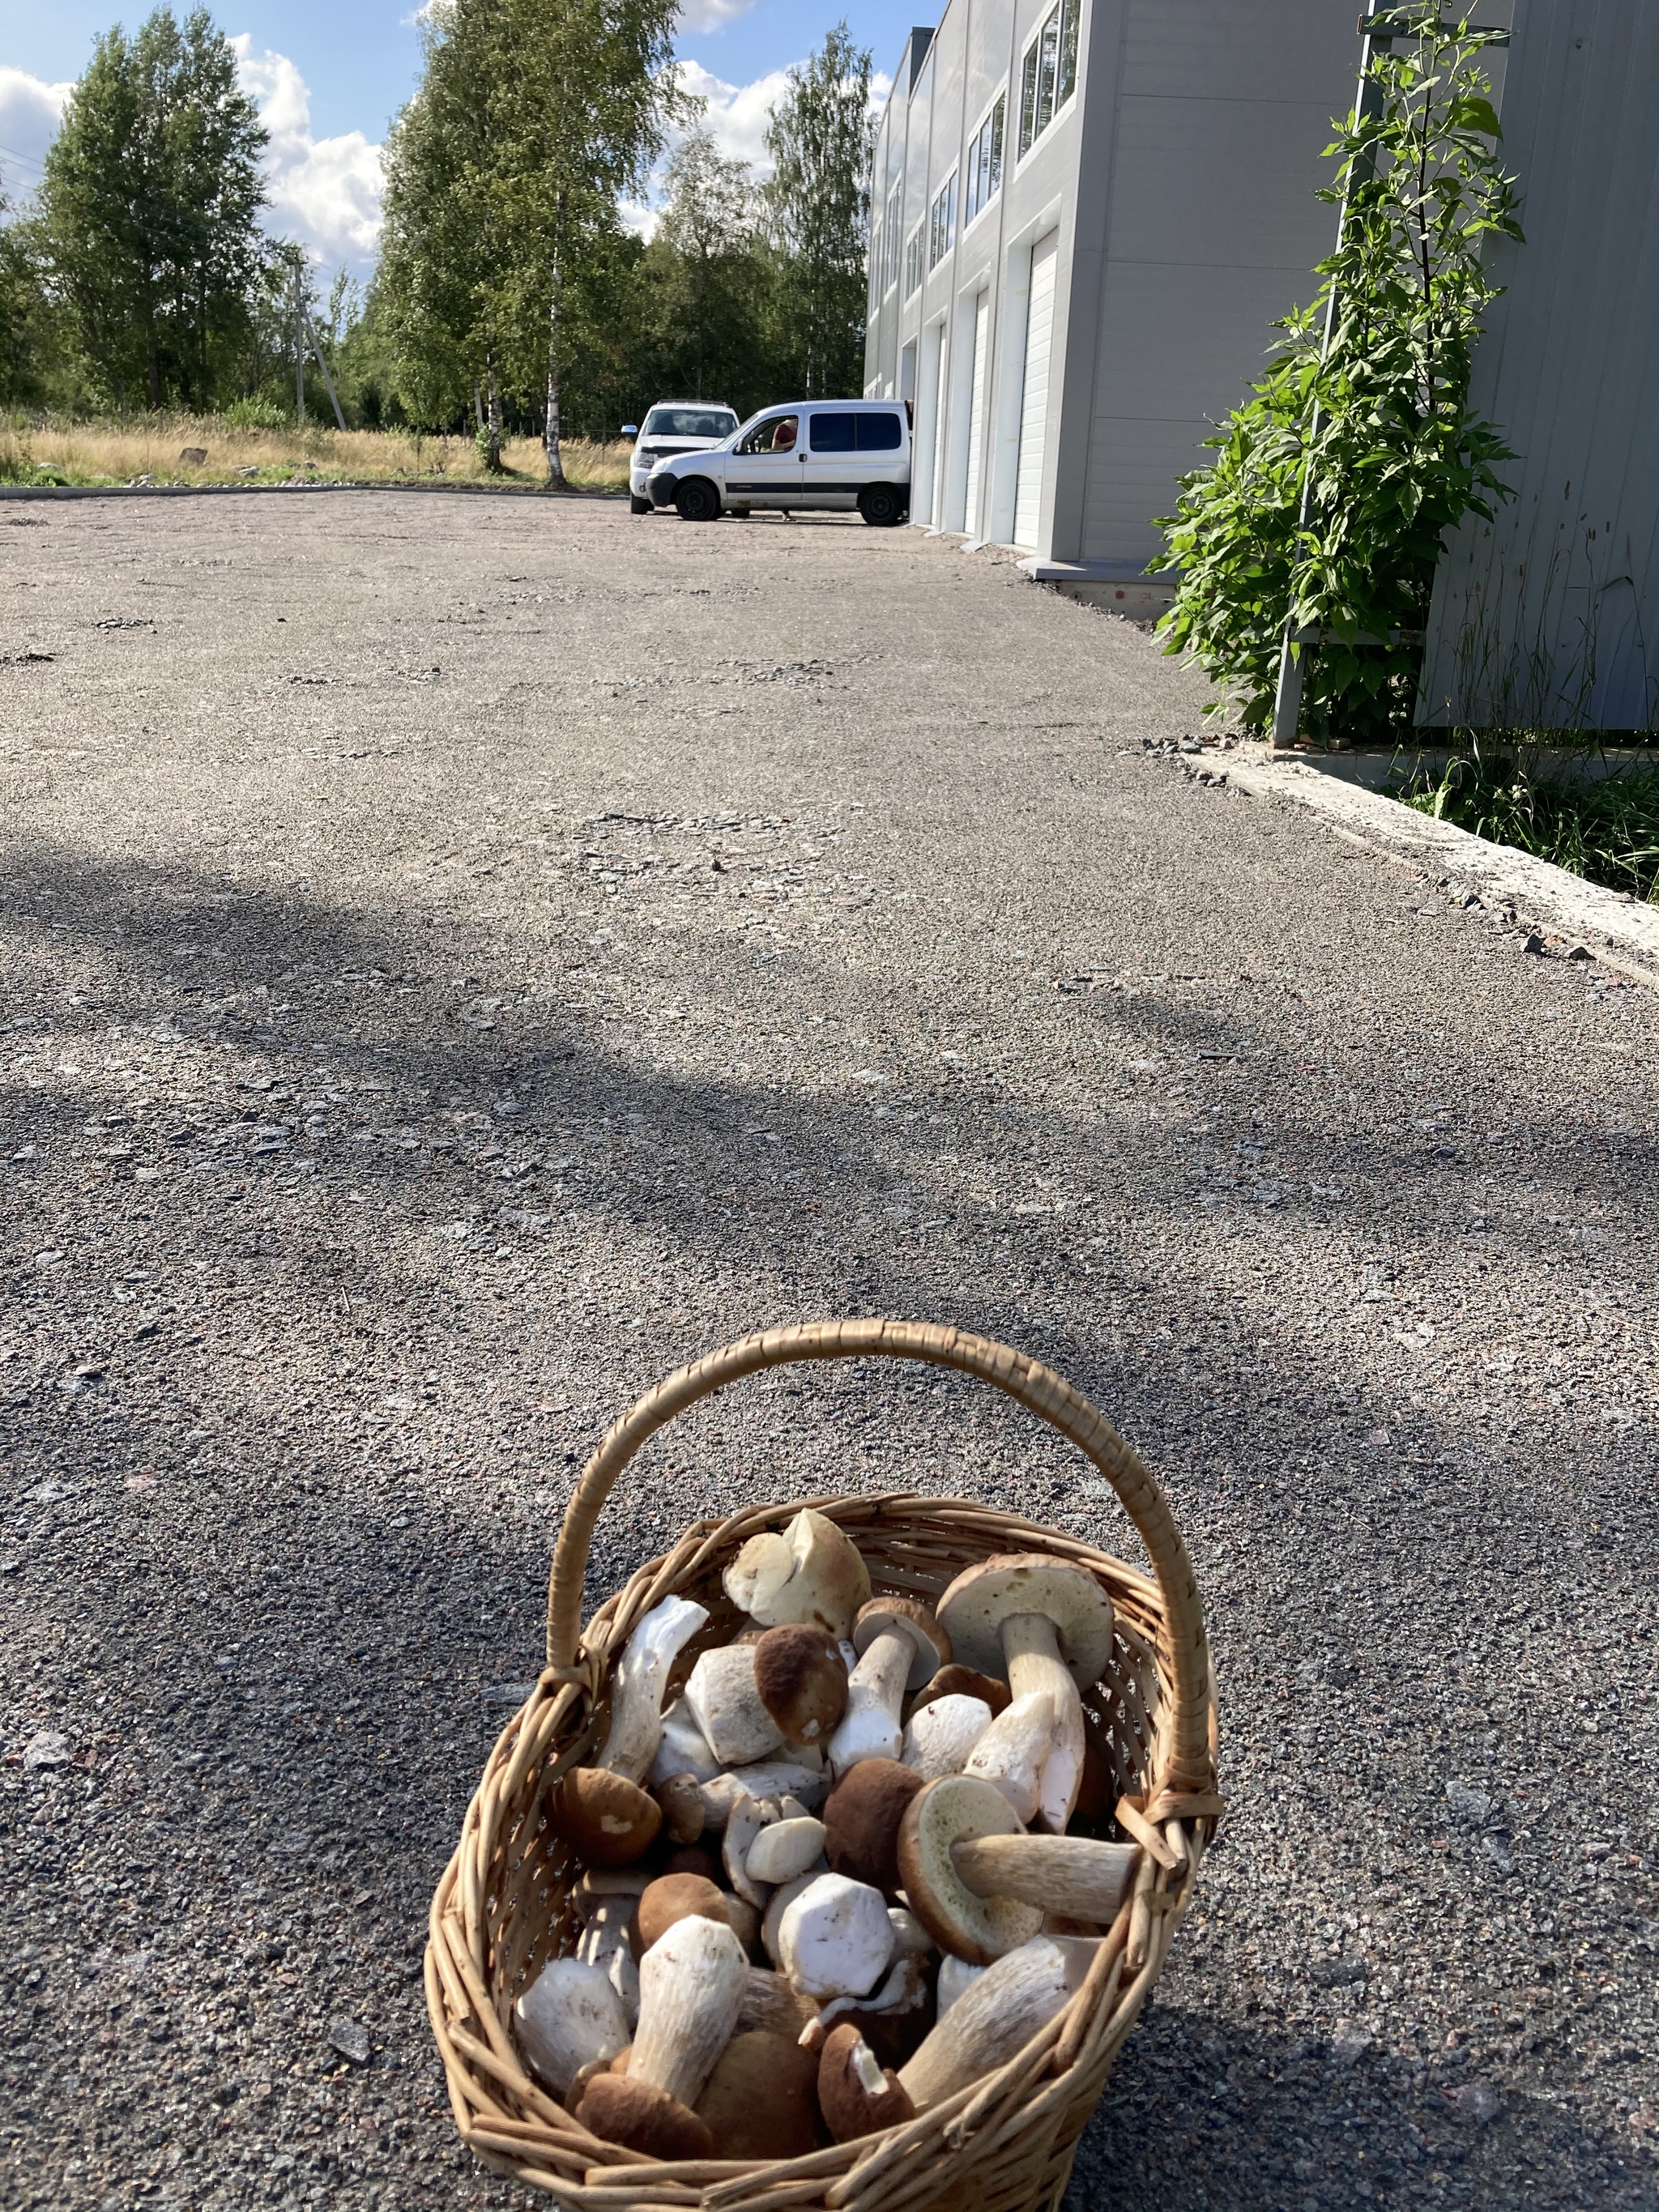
top-left (630, 495), bottom-right (651, 514)
top-left (675, 479), bottom-right (720, 522)
top-left (859, 484), bottom-right (906, 527)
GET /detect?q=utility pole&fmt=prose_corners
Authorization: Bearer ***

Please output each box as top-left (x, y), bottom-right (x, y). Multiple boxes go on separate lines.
top-left (293, 260), bottom-right (305, 429)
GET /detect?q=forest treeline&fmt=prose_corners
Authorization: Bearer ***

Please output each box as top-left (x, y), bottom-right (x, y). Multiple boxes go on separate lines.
top-left (0, 2), bottom-right (876, 474)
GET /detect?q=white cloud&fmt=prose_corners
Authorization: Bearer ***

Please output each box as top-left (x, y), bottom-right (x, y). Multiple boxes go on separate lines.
top-left (675, 59), bottom-right (795, 175)
top-left (232, 38), bottom-right (384, 273)
top-left (0, 66), bottom-right (70, 196)
top-left (676, 0), bottom-right (760, 31)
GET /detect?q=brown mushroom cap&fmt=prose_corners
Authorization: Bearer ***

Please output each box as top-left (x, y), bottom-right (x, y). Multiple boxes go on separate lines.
top-left (851, 1597), bottom-right (950, 1690)
top-left (823, 1758), bottom-right (925, 1896)
top-left (694, 2031), bottom-right (821, 2159)
top-left (896, 1775), bottom-right (1045, 1965)
top-left (935, 1555), bottom-right (1115, 1687)
top-left (630, 1871), bottom-right (729, 1960)
top-left (817, 2023), bottom-right (916, 2143)
top-left (660, 1843), bottom-right (719, 1884)
top-left (753, 1623), bottom-right (849, 1744)
top-left (549, 1769), bottom-right (663, 1868)
top-left (906, 1664), bottom-right (1013, 1723)
top-left (576, 2072), bottom-right (715, 2161)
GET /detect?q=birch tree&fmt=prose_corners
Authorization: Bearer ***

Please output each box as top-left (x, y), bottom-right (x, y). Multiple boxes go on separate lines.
top-left (761, 25), bottom-right (875, 399)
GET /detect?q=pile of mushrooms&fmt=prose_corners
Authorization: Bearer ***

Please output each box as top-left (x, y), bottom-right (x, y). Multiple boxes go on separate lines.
top-left (512, 1520), bottom-right (1140, 2163)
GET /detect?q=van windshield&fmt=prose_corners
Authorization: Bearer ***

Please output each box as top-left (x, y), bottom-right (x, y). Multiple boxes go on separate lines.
top-left (642, 407), bottom-right (736, 439)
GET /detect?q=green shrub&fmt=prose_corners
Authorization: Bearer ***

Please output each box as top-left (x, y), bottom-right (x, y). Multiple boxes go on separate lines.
top-left (223, 394), bottom-right (291, 429)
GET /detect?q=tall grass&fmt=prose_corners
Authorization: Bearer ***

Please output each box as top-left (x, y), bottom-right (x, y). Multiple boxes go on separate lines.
top-left (1393, 746), bottom-right (1659, 902)
top-left (0, 413), bottom-right (631, 492)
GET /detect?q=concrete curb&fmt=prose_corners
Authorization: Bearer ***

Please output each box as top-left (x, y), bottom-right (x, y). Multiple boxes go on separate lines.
top-left (0, 480), bottom-right (623, 504)
top-left (1224, 745), bottom-right (1659, 988)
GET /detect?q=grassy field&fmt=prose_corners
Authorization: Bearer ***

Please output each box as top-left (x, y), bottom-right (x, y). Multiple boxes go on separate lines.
top-left (0, 416), bottom-right (631, 492)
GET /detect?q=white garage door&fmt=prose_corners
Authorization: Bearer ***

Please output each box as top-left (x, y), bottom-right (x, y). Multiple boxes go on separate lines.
top-left (962, 292), bottom-right (990, 537)
top-left (930, 329), bottom-right (949, 527)
top-left (1013, 232), bottom-right (1057, 550)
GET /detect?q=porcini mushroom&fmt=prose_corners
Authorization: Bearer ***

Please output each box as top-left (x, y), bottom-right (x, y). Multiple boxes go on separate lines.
top-left (575, 1895), bottom-right (641, 2024)
top-left (629, 1912), bottom-right (748, 2109)
top-left (723, 1508), bottom-right (872, 1641)
top-left (595, 1593), bottom-right (710, 1784)
top-left (777, 1871), bottom-right (896, 2001)
top-left (806, 1954), bottom-right (932, 2067)
top-left (826, 1599), bottom-right (950, 1777)
top-left (576, 2072), bottom-right (714, 2161)
top-left (823, 1758), bottom-right (925, 1896)
top-left (548, 1768), bottom-right (662, 1867)
top-left (936, 1554), bottom-right (1115, 1833)
top-left (649, 1697), bottom-right (723, 1788)
top-left (817, 2022), bottom-right (915, 2142)
top-left (631, 1871), bottom-right (730, 1958)
top-left (736, 1965), bottom-right (820, 2039)
top-left (684, 1645), bottom-right (787, 1767)
top-left (656, 1762), bottom-right (825, 1846)
top-left (935, 1955), bottom-right (984, 2016)
top-left (897, 1937), bottom-right (1077, 2109)
top-left (746, 1815), bottom-right (827, 1886)
top-left (898, 1775), bottom-right (1136, 1964)
top-left (906, 1664), bottom-right (1012, 1723)
top-left (961, 1690), bottom-right (1055, 1825)
top-left (761, 1870), bottom-right (821, 1964)
top-left (722, 1788), bottom-right (778, 1909)
top-left (514, 1957), bottom-right (629, 2096)
top-left (695, 2031), bottom-right (821, 2159)
top-left (753, 1622), bottom-right (849, 1745)
top-left (901, 1694), bottom-right (993, 1781)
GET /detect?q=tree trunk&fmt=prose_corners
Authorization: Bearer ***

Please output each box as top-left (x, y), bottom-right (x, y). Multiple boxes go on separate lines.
top-left (484, 359), bottom-right (503, 473)
top-left (143, 277), bottom-right (160, 411)
top-left (544, 216), bottom-right (566, 489)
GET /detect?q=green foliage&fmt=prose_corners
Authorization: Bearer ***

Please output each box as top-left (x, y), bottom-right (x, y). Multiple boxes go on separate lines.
top-left (36, 6), bottom-right (271, 411)
top-left (761, 23), bottom-right (876, 399)
top-left (1153, 6), bottom-right (1523, 739)
top-left (634, 126), bottom-right (762, 408)
top-left (222, 393), bottom-right (289, 428)
top-left (1395, 747), bottom-right (1659, 903)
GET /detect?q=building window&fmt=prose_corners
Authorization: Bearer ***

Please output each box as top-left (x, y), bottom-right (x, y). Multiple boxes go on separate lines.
top-left (928, 172), bottom-right (957, 270)
top-left (882, 185), bottom-right (903, 292)
top-left (1018, 0), bottom-right (1079, 158)
top-left (964, 96), bottom-right (1005, 227)
top-left (903, 224), bottom-right (924, 299)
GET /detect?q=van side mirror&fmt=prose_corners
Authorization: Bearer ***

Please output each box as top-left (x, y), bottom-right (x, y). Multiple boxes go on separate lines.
top-left (621, 424), bottom-right (639, 438)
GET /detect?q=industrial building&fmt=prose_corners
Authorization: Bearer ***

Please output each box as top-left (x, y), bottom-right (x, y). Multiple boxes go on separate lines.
top-left (864, 0), bottom-right (1359, 610)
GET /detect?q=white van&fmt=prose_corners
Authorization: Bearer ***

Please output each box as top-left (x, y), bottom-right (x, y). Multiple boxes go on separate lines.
top-left (644, 399), bottom-right (911, 526)
top-left (626, 403), bottom-right (740, 514)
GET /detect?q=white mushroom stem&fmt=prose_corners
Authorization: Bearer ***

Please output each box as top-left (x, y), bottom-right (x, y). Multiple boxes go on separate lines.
top-left (723, 1789), bottom-right (778, 1910)
top-left (826, 1631), bottom-right (912, 1775)
top-left (934, 1955), bottom-right (985, 2018)
top-left (777, 1873), bottom-right (895, 2000)
top-left (629, 1914), bottom-right (748, 2109)
top-left (746, 1817), bottom-right (827, 1886)
top-left (902, 1694), bottom-right (992, 1781)
top-left (513, 1957), bottom-right (629, 2096)
top-left (897, 1938), bottom-right (1073, 2109)
top-left (804, 1954), bottom-right (931, 2049)
top-left (575, 1898), bottom-right (642, 2027)
top-left (684, 1644), bottom-right (786, 1767)
top-left (595, 1595), bottom-right (710, 1784)
top-left (649, 1698), bottom-right (723, 1787)
top-left (952, 1834), bottom-right (1137, 1924)
top-left (1000, 1612), bottom-right (1087, 1833)
top-left (962, 1690), bottom-right (1055, 1825)
top-left (660, 1763), bottom-right (825, 1843)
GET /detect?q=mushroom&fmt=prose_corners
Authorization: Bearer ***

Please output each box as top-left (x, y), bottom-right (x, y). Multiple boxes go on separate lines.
top-left (897, 1937), bottom-right (1077, 2109)
top-left (898, 1775), bottom-right (1136, 1964)
top-left (804, 1954), bottom-right (932, 2067)
top-left (901, 1694), bottom-right (993, 1782)
top-left (887, 1905), bottom-right (934, 1960)
top-left (695, 2030), bottom-right (821, 2159)
top-left (631, 1871), bottom-right (730, 1958)
top-left (722, 1788), bottom-right (778, 1909)
top-left (961, 1690), bottom-right (1056, 1826)
top-left (723, 1508), bottom-right (872, 1640)
top-left (823, 1758), bottom-right (925, 1896)
top-left (513, 1956), bottom-right (629, 2095)
top-left (595, 1593), bottom-right (710, 1784)
top-left (656, 1762), bottom-right (825, 1845)
top-left (936, 1555), bottom-right (1115, 1834)
top-left (684, 1645), bottom-right (787, 1767)
top-left (736, 1965), bottom-right (821, 2039)
top-left (817, 2022), bottom-right (916, 2142)
top-left (576, 2072), bottom-right (714, 2161)
top-left (906, 1664), bottom-right (1012, 1723)
top-left (746, 1816), bottom-right (828, 1886)
top-left (753, 1623), bottom-right (849, 1746)
top-left (649, 1697), bottom-right (723, 1787)
top-left (777, 1872), bottom-right (896, 2001)
top-left (548, 1768), bottom-right (662, 1867)
top-left (575, 1896), bottom-right (641, 2025)
top-left (761, 1870), bottom-right (821, 1964)
top-left (629, 1912), bottom-right (748, 2109)
top-left (723, 1894), bottom-right (763, 1957)
top-left (827, 1600), bottom-right (950, 1777)
top-left (935, 1955), bottom-right (984, 2017)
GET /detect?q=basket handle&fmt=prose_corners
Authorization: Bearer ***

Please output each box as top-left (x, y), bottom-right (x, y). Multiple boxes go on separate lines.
top-left (546, 1319), bottom-right (1217, 1795)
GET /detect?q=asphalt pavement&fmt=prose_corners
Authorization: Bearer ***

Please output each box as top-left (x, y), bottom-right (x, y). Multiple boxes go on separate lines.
top-left (1, 490), bottom-right (1654, 2212)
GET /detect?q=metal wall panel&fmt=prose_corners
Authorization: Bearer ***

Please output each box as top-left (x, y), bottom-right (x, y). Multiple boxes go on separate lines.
top-left (1418, 0), bottom-right (1659, 730)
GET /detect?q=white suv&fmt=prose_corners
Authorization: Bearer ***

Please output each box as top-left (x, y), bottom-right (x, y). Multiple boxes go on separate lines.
top-left (645, 399), bottom-right (911, 526)
top-left (627, 403), bottom-right (740, 514)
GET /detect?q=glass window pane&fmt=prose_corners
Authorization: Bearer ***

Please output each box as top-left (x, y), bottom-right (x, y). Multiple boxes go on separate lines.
top-left (989, 97), bottom-right (1004, 194)
top-left (1036, 14), bottom-right (1059, 138)
top-left (809, 414), bottom-right (856, 451)
top-left (1058, 0), bottom-right (1079, 106)
top-left (1019, 42), bottom-right (1038, 156)
top-left (855, 412), bottom-right (903, 451)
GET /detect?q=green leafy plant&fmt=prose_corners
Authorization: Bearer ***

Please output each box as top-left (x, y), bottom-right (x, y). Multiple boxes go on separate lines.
top-left (1152, 6), bottom-right (1522, 739)
top-left (1394, 744), bottom-right (1659, 903)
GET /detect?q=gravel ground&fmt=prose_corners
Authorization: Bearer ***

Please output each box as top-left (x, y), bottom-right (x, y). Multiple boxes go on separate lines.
top-left (2, 490), bottom-right (1654, 2212)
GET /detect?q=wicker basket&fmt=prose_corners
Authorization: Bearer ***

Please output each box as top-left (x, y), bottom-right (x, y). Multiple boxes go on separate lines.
top-left (426, 1319), bottom-right (1222, 2212)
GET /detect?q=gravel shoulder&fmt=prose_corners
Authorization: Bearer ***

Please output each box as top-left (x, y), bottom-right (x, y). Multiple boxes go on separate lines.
top-left (1, 492), bottom-right (1655, 2212)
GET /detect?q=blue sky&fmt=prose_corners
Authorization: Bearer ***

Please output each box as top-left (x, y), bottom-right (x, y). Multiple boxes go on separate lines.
top-left (0, 2), bottom-right (909, 275)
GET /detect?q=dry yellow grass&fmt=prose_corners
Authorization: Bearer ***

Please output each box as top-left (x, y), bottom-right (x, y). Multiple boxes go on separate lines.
top-left (1, 415), bottom-right (630, 492)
